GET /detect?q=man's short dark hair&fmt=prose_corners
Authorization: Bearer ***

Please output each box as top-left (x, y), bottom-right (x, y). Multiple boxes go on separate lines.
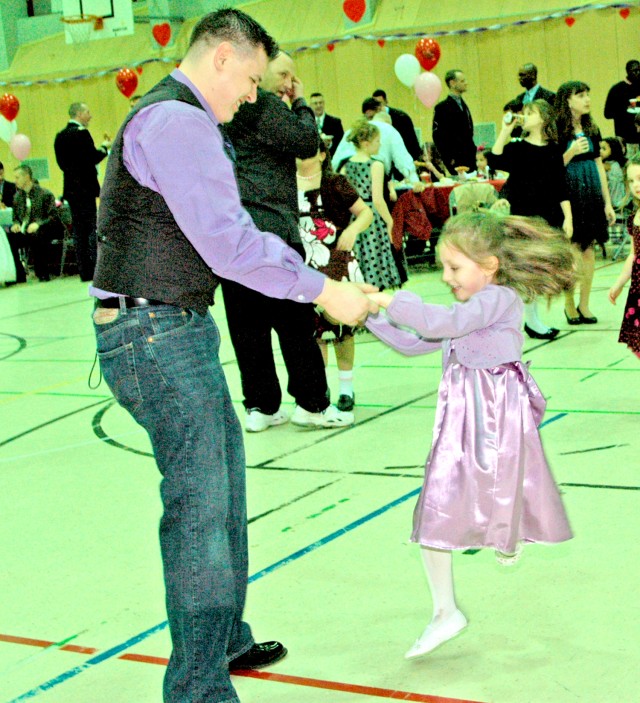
top-left (310, 92), bottom-right (323, 99)
top-left (0, 161), bottom-right (4, 170)
top-left (626, 59), bottom-right (640, 73)
top-left (189, 8), bottom-right (278, 60)
top-left (444, 69), bottom-right (462, 87)
top-left (15, 164), bottom-right (33, 180)
top-left (372, 89), bottom-right (387, 101)
top-left (361, 97), bottom-right (380, 114)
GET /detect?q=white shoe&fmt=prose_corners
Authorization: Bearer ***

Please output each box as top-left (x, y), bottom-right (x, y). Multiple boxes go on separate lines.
top-left (404, 610), bottom-right (468, 659)
top-left (290, 403), bottom-right (354, 429)
top-left (245, 407), bottom-right (289, 433)
top-left (495, 542), bottom-right (523, 566)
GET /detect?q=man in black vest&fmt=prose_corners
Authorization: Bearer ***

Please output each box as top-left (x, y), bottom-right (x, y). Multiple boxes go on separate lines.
top-left (222, 52), bottom-right (355, 431)
top-left (432, 69), bottom-right (476, 175)
top-left (54, 102), bottom-right (111, 281)
top-left (91, 9), bottom-right (376, 703)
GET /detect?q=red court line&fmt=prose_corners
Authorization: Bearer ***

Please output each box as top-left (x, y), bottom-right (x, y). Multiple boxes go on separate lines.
top-left (1, 632), bottom-right (486, 703)
top-left (236, 669), bottom-right (485, 702)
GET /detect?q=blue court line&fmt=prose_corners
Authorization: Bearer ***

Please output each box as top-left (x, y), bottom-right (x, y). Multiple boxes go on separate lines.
top-left (8, 486), bottom-right (421, 702)
top-left (539, 412), bottom-right (567, 428)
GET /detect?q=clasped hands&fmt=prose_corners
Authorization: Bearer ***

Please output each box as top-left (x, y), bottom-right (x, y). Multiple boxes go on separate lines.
top-left (314, 280), bottom-right (395, 326)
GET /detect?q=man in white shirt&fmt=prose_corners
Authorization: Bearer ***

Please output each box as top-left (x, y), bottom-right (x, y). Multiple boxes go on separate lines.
top-left (332, 97), bottom-right (420, 183)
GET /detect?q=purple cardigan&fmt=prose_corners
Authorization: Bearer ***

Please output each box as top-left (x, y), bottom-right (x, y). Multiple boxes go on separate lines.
top-left (365, 285), bottom-right (524, 369)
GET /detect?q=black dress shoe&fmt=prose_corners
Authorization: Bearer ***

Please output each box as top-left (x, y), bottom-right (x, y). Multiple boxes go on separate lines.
top-left (337, 393), bottom-right (355, 411)
top-left (229, 641), bottom-right (287, 671)
top-left (524, 324), bottom-right (560, 340)
top-left (577, 307), bottom-right (597, 324)
top-left (564, 309), bottom-right (581, 325)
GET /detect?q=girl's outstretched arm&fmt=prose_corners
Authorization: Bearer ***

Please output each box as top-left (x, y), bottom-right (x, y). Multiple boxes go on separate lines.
top-left (365, 311), bottom-right (442, 356)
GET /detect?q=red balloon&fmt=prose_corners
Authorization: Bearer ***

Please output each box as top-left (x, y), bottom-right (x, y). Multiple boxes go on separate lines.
top-left (115, 68), bottom-right (138, 99)
top-left (415, 38), bottom-right (441, 72)
top-left (0, 93), bottom-right (20, 122)
top-left (343, 0), bottom-right (366, 23)
top-left (152, 22), bottom-right (171, 47)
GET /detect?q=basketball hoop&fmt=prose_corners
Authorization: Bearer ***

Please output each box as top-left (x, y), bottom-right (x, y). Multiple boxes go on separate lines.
top-left (61, 14), bottom-right (104, 44)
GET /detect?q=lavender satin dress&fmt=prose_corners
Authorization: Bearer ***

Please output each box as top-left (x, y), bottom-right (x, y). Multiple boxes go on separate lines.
top-left (366, 287), bottom-right (572, 554)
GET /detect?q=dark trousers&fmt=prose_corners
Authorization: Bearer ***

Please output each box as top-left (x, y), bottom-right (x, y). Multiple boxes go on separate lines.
top-left (6, 224), bottom-right (57, 281)
top-left (67, 195), bottom-right (97, 281)
top-left (221, 279), bottom-right (330, 415)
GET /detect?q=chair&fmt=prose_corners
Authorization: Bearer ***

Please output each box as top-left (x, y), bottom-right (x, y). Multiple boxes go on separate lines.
top-left (449, 182), bottom-right (498, 216)
top-left (51, 199), bottom-right (76, 276)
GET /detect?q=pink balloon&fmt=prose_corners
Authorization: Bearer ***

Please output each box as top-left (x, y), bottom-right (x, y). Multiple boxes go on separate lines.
top-left (10, 133), bottom-right (31, 161)
top-left (414, 72), bottom-right (442, 108)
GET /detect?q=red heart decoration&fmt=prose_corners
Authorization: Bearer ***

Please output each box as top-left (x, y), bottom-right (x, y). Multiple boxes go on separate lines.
top-left (343, 0), bottom-right (366, 23)
top-left (327, 43), bottom-right (335, 52)
top-left (152, 22), bottom-right (171, 47)
top-left (0, 93), bottom-right (19, 122)
top-left (565, 16), bottom-right (575, 27)
top-left (377, 39), bottom-right (386, 48)
top-left (620, 7), bottom-right (630, 19)
top-left (136, 66), bottom-right (143, 75)
top-left (415, 38), bottom-right (441, 71)
top-left (115, 68), bottom-right (138, 99)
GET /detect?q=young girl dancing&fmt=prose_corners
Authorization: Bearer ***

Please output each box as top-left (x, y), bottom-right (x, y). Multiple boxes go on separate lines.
top-left (488, 98), bottom-right (573, 340)
top-left (609, 154), bottom-right (640, 359)
top-left (340, 119), bottom-right (402, 291)
top-left (366, 211), bottom-right (575, 659)
top-left (556, 81), bottom-right (615, 324)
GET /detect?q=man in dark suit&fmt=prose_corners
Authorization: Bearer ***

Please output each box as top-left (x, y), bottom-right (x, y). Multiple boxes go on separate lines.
top-left (372, 88), bottom-right (422, 160)
top-left (309, 92), bottom-right (344, 155)
top-left (9, 164), bottom-right (62, 282)
top-left (508, 63), bottom-right (556, 110)
top-left (0, 161), bottom-right (16, 208)
top-left (54, 102), bottom-right (111, 281)
top-left (432, 69), bottom-right (476, 175)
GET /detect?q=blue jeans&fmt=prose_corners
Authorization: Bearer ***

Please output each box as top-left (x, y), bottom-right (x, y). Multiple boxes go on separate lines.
top-left (93, 301), bottom-right (253, 703)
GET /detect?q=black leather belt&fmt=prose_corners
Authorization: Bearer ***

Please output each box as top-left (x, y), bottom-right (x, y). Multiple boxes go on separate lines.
top-left (96, 297), bottom-right (168, 309)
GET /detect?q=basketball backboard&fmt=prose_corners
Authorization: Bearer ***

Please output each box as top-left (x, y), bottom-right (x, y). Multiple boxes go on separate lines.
top-left (62, 0), bottom-right (134, 43)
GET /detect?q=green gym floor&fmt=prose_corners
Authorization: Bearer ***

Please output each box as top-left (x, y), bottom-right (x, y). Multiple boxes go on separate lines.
top-left (0, 254), bottom-right (637, 703)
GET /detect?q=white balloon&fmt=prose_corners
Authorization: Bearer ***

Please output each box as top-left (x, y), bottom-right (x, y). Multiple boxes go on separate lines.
top-left (394, 54), bottom-right (421, 88)
top-left (0, 116), bottom-right (17, 144)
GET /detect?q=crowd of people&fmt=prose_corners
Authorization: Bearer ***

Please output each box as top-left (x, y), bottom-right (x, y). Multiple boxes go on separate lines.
top-left (1, 10), bottom-right (639, 702)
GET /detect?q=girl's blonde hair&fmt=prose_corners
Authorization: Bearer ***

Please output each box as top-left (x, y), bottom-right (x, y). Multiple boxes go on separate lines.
top-left (347, 118), bottom-right (380, 148)
top-left (439, 211), bottom-right (576, 302)
top-left (624, 153), bottom-right (640, 207)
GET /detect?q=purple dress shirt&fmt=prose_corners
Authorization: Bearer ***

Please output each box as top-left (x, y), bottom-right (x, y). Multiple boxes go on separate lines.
top-left (92, 69), bottom-right (325, 304)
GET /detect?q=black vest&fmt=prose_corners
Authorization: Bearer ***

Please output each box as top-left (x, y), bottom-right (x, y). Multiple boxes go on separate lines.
top-left (93, 76), bottom-right (218, 315)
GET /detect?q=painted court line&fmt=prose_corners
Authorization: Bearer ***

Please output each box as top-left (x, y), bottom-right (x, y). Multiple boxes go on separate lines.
top-left (0, 633), bottom-right (485, 703)
top-left (6, 487), bottom-right (422, 702)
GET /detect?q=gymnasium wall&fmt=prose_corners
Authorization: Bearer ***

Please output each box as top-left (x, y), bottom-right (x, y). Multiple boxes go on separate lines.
top-left (0, 0), bottom-right (636, 197)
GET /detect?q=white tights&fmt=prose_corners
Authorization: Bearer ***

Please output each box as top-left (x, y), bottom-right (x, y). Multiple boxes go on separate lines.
top-left (420, 546), bottom-right (459, 624)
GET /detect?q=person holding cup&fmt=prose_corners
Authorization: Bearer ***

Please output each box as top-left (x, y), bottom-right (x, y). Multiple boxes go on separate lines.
top-left (557, 81), bottom-right (615, 325)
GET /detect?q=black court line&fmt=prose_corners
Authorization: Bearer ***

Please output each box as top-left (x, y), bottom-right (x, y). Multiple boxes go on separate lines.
top-left (248, 464), bottom-right (424, 479)
top-left (0, 398), bottom-right (111, 448)
top-left (247, 480), bottom-right (341, 524)
top-left (255, 390), bottom-right (438, 468)
top-left (559, 444), bottom-right (629, 455)
top-left (91, 402), bottom-right (154, 458)
top-left (0, 334), bottom-right (27, 361)
top-left (560, 482), bottom-right (640, 491)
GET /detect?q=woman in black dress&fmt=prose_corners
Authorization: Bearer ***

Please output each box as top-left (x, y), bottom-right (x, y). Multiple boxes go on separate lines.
top-left (488, 99), bottom-right (572, 339)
